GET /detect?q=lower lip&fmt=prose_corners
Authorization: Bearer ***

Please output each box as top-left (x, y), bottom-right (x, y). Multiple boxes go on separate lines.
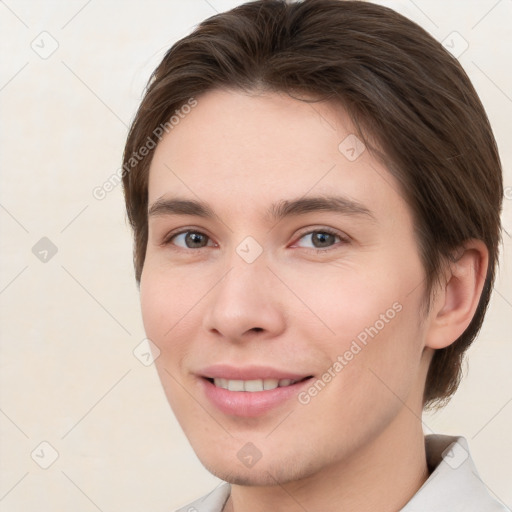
top-left (200, 377), bottom-right (313, 417)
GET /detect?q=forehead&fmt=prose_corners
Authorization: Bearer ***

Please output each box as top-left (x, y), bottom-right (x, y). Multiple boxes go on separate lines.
top-left (147, 89), bottom-right (408, 224)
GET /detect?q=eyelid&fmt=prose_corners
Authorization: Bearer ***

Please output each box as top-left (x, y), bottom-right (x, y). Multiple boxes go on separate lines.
top-left (291, 225), bottom-right (350, 243)
top-left (161, 226), bottom-right (217, 248)
top-left (162, 225), bottom-right (350, 251)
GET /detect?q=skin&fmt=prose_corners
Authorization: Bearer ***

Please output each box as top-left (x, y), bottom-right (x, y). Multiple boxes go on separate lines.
top-left (140, 89), bottom-right (487, 512)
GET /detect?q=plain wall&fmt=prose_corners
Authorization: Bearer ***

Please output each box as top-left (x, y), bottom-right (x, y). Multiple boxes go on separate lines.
top-left (0, 0), bottom-right (511, 510)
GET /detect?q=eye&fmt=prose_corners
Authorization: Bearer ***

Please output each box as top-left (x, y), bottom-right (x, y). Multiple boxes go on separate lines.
top-left (164, 230), bottom-right (215, 249)
top-left (294, 228), bottom-right (347, 250)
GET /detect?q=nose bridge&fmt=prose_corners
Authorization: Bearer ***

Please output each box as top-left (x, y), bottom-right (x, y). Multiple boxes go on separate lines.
top-left (214, 244), bottom-right (270, 314)
top-left (202, 242), bottom-right (285, 340)
top-left (217, 233), bottom-right (270, 299)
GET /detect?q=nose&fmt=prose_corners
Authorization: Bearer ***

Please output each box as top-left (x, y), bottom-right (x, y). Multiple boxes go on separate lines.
top-left (202, 256), bottom-right (286, 343)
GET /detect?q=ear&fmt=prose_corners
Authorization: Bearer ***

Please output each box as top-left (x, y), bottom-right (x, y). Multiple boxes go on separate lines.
top-left (425, 239), bottom-right (489, 350)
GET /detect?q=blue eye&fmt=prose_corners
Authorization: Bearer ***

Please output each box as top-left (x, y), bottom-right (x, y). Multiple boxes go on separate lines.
top-left (295, 229), bottom-right (344, 250)
top-left (167, 231), bottom-right (213, 249)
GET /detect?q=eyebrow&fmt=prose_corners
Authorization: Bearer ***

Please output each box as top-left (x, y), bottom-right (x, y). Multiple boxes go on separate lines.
top-left (147, 195), bottom-right (375, 222)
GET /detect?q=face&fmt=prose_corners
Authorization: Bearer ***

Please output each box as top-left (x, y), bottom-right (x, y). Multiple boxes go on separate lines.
top-left (141, 89), bottom-right (433, 485)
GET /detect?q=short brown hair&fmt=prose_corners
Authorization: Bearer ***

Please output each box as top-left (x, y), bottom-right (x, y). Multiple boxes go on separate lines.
top-left (122, 0), bottom-right (503, 409)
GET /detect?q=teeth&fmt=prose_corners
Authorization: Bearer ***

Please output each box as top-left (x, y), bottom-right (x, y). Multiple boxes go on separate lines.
top-left (212, 378), bottom-right (299, 392)
top-left (245, 379), bottom-right (266, 392)
top-left (227, 379), bottom-right (245, 391)
top-left (263, 378), bottom-right (279, 390)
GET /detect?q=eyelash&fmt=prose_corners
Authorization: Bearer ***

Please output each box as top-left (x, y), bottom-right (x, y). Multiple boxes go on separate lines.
top-left (294, 227), bottom-right (349, 253)
top-left (162, 227), bottom-right (349, 254)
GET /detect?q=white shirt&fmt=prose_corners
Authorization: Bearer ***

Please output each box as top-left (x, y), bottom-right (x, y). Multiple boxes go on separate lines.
top-left (175, 435), bottom-right (510, 511)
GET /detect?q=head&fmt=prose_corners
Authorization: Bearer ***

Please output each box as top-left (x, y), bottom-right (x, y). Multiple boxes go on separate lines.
top-left (122, 0), bottom-right (502, 485)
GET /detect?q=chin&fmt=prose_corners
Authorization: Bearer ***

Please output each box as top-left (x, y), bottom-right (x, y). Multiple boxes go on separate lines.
top-left (195, 444), bottom-right (324, 487)
top-left (208, 468), bottom-right (276, 487)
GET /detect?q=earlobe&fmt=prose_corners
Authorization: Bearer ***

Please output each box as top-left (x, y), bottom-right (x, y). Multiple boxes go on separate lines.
top-left (425, 240), bottom-right (489, 350)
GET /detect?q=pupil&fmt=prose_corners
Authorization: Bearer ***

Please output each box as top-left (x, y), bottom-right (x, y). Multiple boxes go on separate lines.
top-left (187, 232), bottom-right (206, 248)
top-left (313, 232), bottom-right (334, 248)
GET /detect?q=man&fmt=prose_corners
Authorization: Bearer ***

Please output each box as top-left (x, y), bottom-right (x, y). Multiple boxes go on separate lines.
top-left (122, 1), bottom-right (508, 510)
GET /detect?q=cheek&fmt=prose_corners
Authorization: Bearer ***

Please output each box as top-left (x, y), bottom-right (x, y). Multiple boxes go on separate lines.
top-left (139, 273), bottom-right (169, 343)
top-left (286, 255), bottom-right (426, 389)
top-left (295, 300), bottom-right (425, 452)
top-left (139, 271), bottom-right (190, 391)
top-left (139, 261), bottom-right (200, 343)
top-left (280, 261), bottom-right (408, 342)
top-left (139, 268), bottom-right (195, 413)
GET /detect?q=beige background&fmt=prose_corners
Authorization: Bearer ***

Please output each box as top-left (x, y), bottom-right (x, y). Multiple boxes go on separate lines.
top-left (0, 0), bottom-right (511, 510)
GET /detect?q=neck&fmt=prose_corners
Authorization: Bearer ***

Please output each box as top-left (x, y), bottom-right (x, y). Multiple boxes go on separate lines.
top-left (223, 409), bottom-right (430, 512)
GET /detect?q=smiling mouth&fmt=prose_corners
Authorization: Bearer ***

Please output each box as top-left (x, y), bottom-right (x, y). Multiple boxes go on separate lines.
top-left (205, 376), bottom-right (313, 392)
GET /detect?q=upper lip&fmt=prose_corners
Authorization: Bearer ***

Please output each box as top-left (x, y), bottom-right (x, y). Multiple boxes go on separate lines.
top-left (198, 364), bottom-right (312, 381)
